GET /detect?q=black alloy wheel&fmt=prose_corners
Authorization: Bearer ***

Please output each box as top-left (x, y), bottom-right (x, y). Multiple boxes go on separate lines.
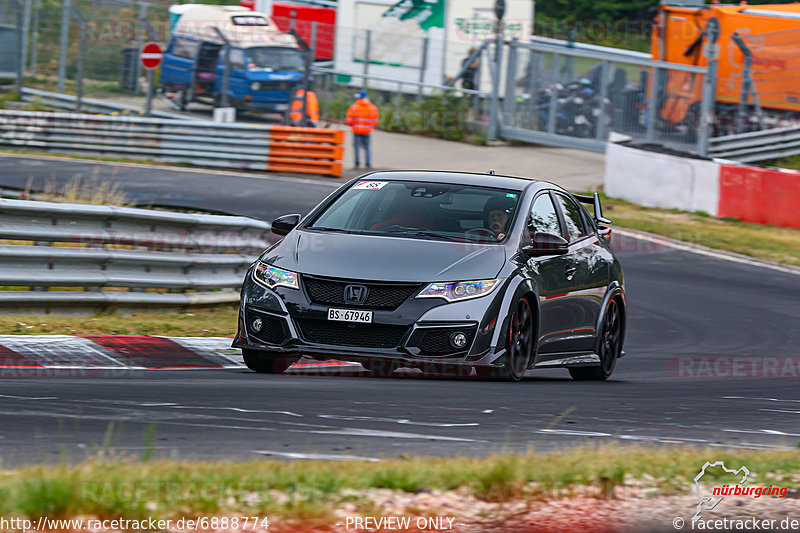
top-left (570, 299), bottom-right (621, 381)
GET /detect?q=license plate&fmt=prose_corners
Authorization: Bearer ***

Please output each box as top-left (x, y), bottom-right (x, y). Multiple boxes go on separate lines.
top-left (328, 308), bottom-right (373, 323)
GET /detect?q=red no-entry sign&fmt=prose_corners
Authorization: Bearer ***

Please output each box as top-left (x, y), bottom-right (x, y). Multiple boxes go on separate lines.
top-left (140, 42), bottom-right (163, 69)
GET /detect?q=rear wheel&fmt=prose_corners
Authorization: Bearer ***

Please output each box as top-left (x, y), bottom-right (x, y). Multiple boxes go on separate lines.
top-left (476, 297), bottom-right (533, 382)
top-left (242, 349), bottom-right (296, 374)
top-left (569, 299), bottom-right (622, 381)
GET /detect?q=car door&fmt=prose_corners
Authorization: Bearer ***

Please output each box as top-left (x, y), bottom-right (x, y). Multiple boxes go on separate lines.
top-left (161, 37), bottom-right (198, 90)
top-left (522, 191), bottom-right (585, 355)
top-left (551, 192), bottom-right (608, 352)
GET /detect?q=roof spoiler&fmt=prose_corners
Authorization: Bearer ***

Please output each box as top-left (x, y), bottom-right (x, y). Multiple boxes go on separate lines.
top-left (574, 192), bottom-right (611, 225)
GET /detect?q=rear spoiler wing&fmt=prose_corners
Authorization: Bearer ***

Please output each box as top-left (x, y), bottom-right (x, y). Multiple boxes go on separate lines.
top-left (574, 192), bottom-right (611, 225)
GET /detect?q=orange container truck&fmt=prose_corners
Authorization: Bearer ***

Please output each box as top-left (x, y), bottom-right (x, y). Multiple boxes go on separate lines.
top-left (652, 2), bottom-right (800, 131)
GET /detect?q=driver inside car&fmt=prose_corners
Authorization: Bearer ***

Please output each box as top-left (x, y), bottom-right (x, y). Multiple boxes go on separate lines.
top-left (483, 196), bottom-right (516, 239)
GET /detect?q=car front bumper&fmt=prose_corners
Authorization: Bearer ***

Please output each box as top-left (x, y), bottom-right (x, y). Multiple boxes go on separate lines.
top-left (232, 268), bottom-right (509, 369)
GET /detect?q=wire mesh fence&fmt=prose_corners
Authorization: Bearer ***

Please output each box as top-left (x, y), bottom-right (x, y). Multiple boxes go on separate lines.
top-left (500, 39), bottom-right (712, 154)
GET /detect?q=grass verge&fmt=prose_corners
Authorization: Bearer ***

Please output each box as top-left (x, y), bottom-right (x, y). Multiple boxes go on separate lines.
top-left (0, 307), bottom-right (238, 336)
top-left (601, 193), bottom-right (800, 267)
top-left (1, 445), bottom-right (799, 520)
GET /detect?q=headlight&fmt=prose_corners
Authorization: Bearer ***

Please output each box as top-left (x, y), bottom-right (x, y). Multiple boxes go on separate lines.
top-left (253, 261), bottom-right (299, 290)
top-left (251, 82), bottom-right (261, 91)
top-left (417, 279), bottom-right (501, 302)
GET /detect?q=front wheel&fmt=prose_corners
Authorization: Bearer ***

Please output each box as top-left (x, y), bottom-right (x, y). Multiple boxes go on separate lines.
top-left (477, 297), bottom-right (533, 382)
top-left (242, 349), bottom-right (297, 374)
top-left (569, 299), bottom-right (622, 381)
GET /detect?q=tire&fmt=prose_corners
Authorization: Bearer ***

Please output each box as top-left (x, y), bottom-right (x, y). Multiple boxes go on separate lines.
top-left (242, 349), bottom-right (296, 374)
top-left (477, 297), bottom-right (534, 382)
top-left (569, 299), bottom-right (622, 381)
top-left (362, 360), bottom-right (399, 378)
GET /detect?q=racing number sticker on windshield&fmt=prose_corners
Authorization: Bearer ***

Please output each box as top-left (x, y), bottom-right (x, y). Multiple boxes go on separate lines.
top-left (354, 181), bottom-right (388, 190)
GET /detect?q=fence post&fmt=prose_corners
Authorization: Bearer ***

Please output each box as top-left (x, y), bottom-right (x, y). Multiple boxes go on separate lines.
top-left (417, 36), bottom-right (428, 104)
top-left (322, 70), bottom-right (331, 123)
top-left (213, 27), bottom-right (231, 108)
top-left (362, 29), bottom-right (371, 91)
top-left (134, 1), bottom-right (147, 94)
top-left (697, 20), bottom-right (720, 158)
top-left (488, 36), bottom-right (504, 141)
top-left (698, 61), bottom-right (718, 158)
top-left (310, 20), bottom-right (318, 58)
top-left (14, 0), bottom-right (24, 93)
top-left (503, 39), bottom-right (518, 129)
top-left (57, 0), bottom-right (69, 93)
top-left (21, 0), bottom-right (31, 85)
top-left (75, 16), bottom-right (85, 111)
top-left (645, 66), bottom-right (661, 142)
top-left (595, 60), bottom-right (610, 141)
top-left (29, 0), bottom-right (39, 74)
top-left (547, 53), bottom-right (561, 135)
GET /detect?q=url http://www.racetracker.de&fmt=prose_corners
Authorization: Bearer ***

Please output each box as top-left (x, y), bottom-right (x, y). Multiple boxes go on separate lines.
top-left (0, 515), bottom-right (270, 532)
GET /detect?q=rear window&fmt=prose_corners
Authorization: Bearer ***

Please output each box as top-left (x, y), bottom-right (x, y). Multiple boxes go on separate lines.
top-left (307, 180), bottom-right (522, 243)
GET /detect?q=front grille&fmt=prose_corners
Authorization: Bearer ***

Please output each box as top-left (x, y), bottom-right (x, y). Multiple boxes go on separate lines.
top-left (260, 81), bottom-right (294, 91)
top-left (294, 319), bottom-right (409, 349)
top-left (247, 311), bottom-right (288, 345)
top-left (418, 327), bottom-right (477, 356)
top-left (302, 276), bottom-right (422, 310)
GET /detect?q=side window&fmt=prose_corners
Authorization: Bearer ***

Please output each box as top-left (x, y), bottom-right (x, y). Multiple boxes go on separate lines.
top-left (577, 202), bottom-right (597, 234)
top-left (528, 193), bottom-right (562, 236)
top-left (230, 49), bottom-right (245, 70)
top-left (554, 193), bottom-right (588, 242)
top-left (172, 38), bottom-right (199, 60)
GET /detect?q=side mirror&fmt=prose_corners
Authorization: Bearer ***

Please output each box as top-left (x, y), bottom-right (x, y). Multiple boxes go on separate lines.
top-left (522, 232), bottom-right (569, 257)
top-left (271, 214), bottom-right (301, 236)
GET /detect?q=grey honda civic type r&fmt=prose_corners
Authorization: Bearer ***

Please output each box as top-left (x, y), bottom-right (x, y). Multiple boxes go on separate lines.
top-left (233, 170), bottom-right (626, 381)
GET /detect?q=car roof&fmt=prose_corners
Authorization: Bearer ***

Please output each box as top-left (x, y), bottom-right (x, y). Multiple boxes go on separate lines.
top-left (356, 170), bottom-right (554, 192)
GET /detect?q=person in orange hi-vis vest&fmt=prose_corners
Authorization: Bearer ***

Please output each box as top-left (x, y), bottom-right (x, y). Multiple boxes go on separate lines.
top-left (289, 88), bottom-right (319, 127)
top-left (345, 91), bottom-right (379, 169)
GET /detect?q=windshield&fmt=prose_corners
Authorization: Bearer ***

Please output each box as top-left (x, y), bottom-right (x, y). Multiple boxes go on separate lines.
top-left (246, 47), bottom-right (304, 72)
top-left (307, 180), bottom-right (521, 243)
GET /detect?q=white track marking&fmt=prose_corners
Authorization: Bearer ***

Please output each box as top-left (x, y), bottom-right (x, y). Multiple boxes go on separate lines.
top-left (0, 394), bottom-right (57, 400)
top-left (723, 396), bottom-right (800, 403)
top-left (305, 428), bottom-right (481, 442)
top-left (615, 228), bottom-right (800, 276)
top-left (317, 415), bottom-right (477, 427)
top-left (253, 450), bottom-right (380, 462)
top-left (725, 428), bottom-right (800, 437)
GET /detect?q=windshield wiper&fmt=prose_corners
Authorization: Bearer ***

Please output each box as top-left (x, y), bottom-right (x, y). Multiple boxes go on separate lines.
top-left (308, 227), bottom-right (352, 233)
top-left (382, 230), bottom-right (455, 241)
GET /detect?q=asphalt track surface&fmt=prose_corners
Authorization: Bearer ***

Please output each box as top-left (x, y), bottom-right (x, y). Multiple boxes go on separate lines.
top-left (1, 155), bottom-right (799, 464)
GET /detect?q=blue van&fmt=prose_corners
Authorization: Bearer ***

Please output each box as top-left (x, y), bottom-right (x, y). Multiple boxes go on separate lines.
top-left (160, 6), bottom-right (305, 117)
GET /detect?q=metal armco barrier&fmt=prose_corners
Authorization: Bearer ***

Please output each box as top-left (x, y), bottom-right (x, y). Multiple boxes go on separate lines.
top-left (20, 88), bottom-right (197, 121)
top-left (0, 110), bottom-right (345, 177)
top-left (0, 198), bottom-right (270, 313)
top-left (709, 125), bottom-right (800, 162)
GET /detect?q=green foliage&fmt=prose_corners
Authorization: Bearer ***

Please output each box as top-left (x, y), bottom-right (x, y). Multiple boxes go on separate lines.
top-left (537, 0), bottom-right (658, 22)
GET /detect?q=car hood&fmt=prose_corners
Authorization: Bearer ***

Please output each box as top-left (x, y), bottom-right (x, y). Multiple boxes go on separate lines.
top-left (262, 231), bottom-right (507, 282)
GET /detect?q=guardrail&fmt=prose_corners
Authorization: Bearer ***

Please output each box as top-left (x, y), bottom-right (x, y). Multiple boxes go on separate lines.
top-left (0, 198), bottom-right (270, 313)
top-left (709, 125), bottom-right (800, 162)
top-left (0, 110), bottom-right (345, 177)
top-left (20, 88), bottom-right (197, 121)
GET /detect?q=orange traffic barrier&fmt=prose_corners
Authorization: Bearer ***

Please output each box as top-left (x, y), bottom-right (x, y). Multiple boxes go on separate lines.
top-left (267, 126), bottom-right (345, 177)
